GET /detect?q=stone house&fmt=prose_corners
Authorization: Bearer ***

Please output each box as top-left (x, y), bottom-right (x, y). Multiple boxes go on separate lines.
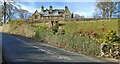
top-left (31, 6), bottom-right (71, 21)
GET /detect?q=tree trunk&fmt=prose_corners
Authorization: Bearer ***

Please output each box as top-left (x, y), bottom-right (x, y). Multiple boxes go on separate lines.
top-left (3, 1), bottom-right (6, 24)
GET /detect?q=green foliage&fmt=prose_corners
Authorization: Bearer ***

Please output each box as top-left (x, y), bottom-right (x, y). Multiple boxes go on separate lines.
top-left (10, 20), bottom-right (25, 25)
top-left (57, 29), bottom-right (65, 35)
top-left (0, 21), bottom-right (3, 26)
top-left (60, 19), bottom-right (118, 35)
top-left (33, 26), bottom-right (101, 56)
top-left (51, 25), bottom-right (59, 34)
top-left (7, 23), bottom-right (34, 38)
top-left (101, 30), bottom-right (120, 44)
top-left (100, 30), bottom-right (120, 59)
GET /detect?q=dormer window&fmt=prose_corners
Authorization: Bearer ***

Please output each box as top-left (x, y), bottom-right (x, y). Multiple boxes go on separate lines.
top-left (45, 11), bottom-right (49, 15)
top-left (54, 10), bottom-right (58, 15)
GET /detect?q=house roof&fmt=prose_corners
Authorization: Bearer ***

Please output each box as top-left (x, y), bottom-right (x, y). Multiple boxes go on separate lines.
top-left (42, 9), bottom-right (64, 14)
top-left (32, 10), bottom-right (39, 16)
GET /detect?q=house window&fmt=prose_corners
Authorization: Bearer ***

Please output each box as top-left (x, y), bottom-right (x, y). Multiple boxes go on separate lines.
top-left (65, 15), bottom-right (69, 18)
top-left (54, 11), bottom-right (58, 15)
top-left (35, 15), bottom-right (38, 19)
top-left (45, 11), bottom-right (49, 15)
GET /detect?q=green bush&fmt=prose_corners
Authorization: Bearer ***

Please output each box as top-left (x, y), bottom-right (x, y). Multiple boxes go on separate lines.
top-left (51, 25), bottom-right (59, 34)
top-left (8, 23), bottom-right (34, 38)
top-left (100, 30), bottom-right (120, 44)
top-left (100, 30), bottom-right (120, 59)
top-left (0, 21), bottom-right (2, 26)
top-left (10, 20), bottom-right (25, 25)
top-left (33, 27), bottom-right (101, 56)
top-left (57, 29), bottom-right (65, 35)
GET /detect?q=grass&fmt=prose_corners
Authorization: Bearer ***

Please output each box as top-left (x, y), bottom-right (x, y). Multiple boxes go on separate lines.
top-left (59, 20), bottom-right (118, 34)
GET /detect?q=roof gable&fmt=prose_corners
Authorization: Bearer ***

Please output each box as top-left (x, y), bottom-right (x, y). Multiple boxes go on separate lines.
top-left (32, 10), bottom-right (39, 16)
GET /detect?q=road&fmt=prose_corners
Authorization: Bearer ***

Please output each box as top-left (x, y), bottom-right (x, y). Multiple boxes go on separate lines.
top-left (1, 33), bottom-right (111, 62)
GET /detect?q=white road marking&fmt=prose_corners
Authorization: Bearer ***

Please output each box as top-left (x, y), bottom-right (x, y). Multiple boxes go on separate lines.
top-left (40, 43), bottom-right (80, 55)
top-left (40, 49), bottom-right (52, 54)
top-left (52, 55), bottom-right (71, 60)
top-left (40, 49), bottom-right (46, 51)
top-left (14, 36), bottom-right (39, 49)
top-left (14, 36), bottom-right (52, 54)
top-left (33, 46), bottom-right (39, 48)
top-left (15, 37), bottom-right (31, 46)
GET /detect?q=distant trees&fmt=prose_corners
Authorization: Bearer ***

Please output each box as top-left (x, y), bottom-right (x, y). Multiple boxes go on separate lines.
top-left (17, 9), bottom-right (31, 19)
top-left (115, 1), bottom-right (120, 18)
top-left (1, 0), bottom-right (21, 23)
top-left (96, 0), bottom-right (118, 18)
top-left (93, 9), bottom-right (101, 18)
top-left (80, 16), bottom-right (85, 18)
top-left (1, 0), bottom-right (31, 23)
top-left (74, 14), bottom-right (85, 18)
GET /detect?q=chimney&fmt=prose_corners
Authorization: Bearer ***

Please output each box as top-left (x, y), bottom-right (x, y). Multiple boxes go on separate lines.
top-left (50, 6), bottom-right (52, 12)
top-left (41, 6), bottom-right (44, 12)
top-left (65, 6), bottom-right (68, 11)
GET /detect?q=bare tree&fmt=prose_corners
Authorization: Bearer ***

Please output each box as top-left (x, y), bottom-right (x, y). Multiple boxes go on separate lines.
top-left (17, 9), bottom-right (31, 19)
top-left (1, 0), bottom-right (20, 23)
top-left (93, 9), bottom-right (101, 18)
top-left (0, 3), bottom-right (2, 22)
top-left (115, 1), bottom-right (120, 18)
top-left (96, 0), bottom-right (117, 18)
top-left (3, 0), bottom-right (7, 23)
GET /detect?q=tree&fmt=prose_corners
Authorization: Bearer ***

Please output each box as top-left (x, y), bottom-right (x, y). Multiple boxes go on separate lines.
top-left (96, 0), bottom-right (117, 18)
top-left (3, 0), bottom-right (7, 23)
top-left (71, 13), bottom-right (74, 18)
top-left (93, 9), bottom-right (101, 18)
top-left (0, 3), bottom-right (2, 21)
top-left (114, 1), bottom-right (120, 18)
top-left (17, 9), bottom-right (31, 19)
top-left (1, 0), bottom-right (20, 23)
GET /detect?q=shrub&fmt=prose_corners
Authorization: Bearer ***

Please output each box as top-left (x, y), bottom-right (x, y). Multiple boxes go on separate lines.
top-left (0, 21), bottom-right (3, 26)
top-left (9, 20), bottom-right (25, 25)
top-left (101, 30), bottom-right (120, 44)
top-left (100, 30), bottom-right (120, 59)
top-left (57, 29), bottom-right (65, 35)
top-left (51, 25), bottom-right (59, 34)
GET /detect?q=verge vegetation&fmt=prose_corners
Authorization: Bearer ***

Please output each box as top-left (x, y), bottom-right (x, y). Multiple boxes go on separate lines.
top-left (3, 19), bottom-right (120, 59)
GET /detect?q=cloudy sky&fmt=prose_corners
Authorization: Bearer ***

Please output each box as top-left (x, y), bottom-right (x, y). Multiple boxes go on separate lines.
top-left (20, 2), bottom-right (96, 18)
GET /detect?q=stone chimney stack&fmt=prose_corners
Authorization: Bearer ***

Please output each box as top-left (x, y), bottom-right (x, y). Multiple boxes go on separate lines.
top-left (65, 6), bottom-right (68, 11)
top-left (41, 6), bottom-right (44, 12)
top-left (50, 6), bottom-right (52, 12)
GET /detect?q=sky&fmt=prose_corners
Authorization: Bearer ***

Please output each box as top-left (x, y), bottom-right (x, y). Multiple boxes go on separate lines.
top-left (20, 2), bottom-right (96, 18)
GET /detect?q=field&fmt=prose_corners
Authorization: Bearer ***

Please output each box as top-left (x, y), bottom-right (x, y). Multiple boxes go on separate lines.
top-left (59, 20), bottom-right (118, 35)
